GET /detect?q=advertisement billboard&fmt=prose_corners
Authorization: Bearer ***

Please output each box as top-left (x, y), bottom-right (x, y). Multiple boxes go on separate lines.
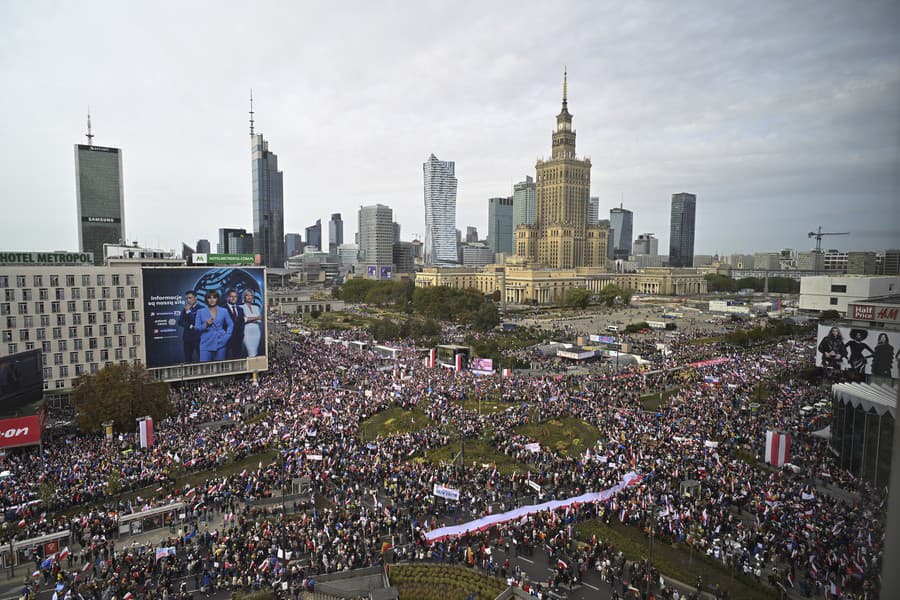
top-left (0, 350), bottom-right (44, 413)
top-left (470, 358), bottom-right (494, 372)
top-left (816, 324), bottom-right (900, 379)
top-left (142, 267), bottom-right (266, 368)
top-left (0, 411), bottom-right (45, 449)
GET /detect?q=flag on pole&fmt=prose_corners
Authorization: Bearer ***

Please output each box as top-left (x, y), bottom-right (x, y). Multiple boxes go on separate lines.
top-left (139, 417), bottom-right (154, 449)
top-left (455, 353), bottom-right (463, 372)
top-left (764, 431), bottom-right (790, 467)
top-left (58, 547), bottom-right (70, 561)
top-left (428, 349), bottom-right (436, 368)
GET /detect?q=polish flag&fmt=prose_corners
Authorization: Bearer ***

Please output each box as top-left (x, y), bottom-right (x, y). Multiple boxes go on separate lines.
top-left (139, 418), bottom-right (154, 449)
top-left (764, 431), bottom-right (790, 467)
top-left (428, 349), bottom-right (436, 368)
top-left (557, 558), bottom-right (568, 570)
top-left (17, 518), bottom-right (26, 528)
top-left (58, 547), bottom-right (71, 561)
top-left (455, 353), bottom-right (464, 372)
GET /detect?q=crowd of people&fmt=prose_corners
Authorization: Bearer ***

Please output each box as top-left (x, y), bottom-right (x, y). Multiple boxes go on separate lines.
top-left (0, 313), bottom-right (887, 600)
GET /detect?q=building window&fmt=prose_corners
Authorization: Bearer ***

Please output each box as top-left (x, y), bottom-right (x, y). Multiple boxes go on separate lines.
top-left (32, 275), bottom-right (43, 286)
top-left (19, 330), bottom-right (29, 341)
top-left (58, 339), bottom-right (67, 351)
top-left (90, 363), bottom-right (98, 374)
top-left (39, 288), bottom-right (49, 300)
top-left (101, 288), bottom-right (110, 299)
top-left (72, 313), bottom-right (81, 325)
top-left (831, 284), bottom-right (847, 293)
top-left (6, 343), bottom-right (15, 354)
top-left (88, 313), bottom-right (97, 324)
top-left (66, 274), bottom-right (75, 286)
top-left (51, 301), bottom-right (60, 313)
top-left (54, 379), bottom-right (64, 389)
top-left (118, 335), bottom-right (126, 347)
top-left (104, 337), bottom-right (112, 348)
top-left (67, 301), bottom-right (77, 313)
top-left (126, 274), bottom-right (135, 285)
top-left (130, 286), bottom-right (139, 298)
top-left (69, 351), bottom-right (79, 363)
top-left (16, 275), bottom-right (26, 287)
top-left (5, 316), bottom-right (15, 328)
top-left (4, 290), bottom-right (14, 301)
top-left (71, 288), bottom-right (81, 299)
top-left (42, 341), bottom-right (51, 352)
top-left (0, 303), bottom-right (8, 315)
top-left (116, 287), bottom-right (125, 299)
top-left (57, 314), bottom-right (66, 326)
top-left (96, 275), bottom-right (105, 286)
top-left (81, 274), bottom-right (91, 286)
top-left (84, 326), bottom-right (93, 337)
top-left (87, 288), bottom-right (96, 299)
top-left (68, 326), bottom-right (78, 337)
top-left (0, 276), bottom-right (7, 287)
top-left (98, 299), bottom-right (107, 311)
top-left (1, 330), bottom-right (11, 343)
top-left (100, 349), bottom-right (109, 360)
top-left (53, 353), bottom-right (63, 365)
top-left (113, 299), bottom-right (121, 310)
top-left (127, 298), bottom-right (135, 309)
top-left (75, 364), bottom-right (84, 376)
top-left (24, 315), bottom-right (33, 328)
top-left (74, 339), bottom-right (83, 350)
top-left (55, 288), bottom-right (65, 300)
top-left (83, 300), bottom-right (92, 311)
top-left (22, 289), bottom-right (33, 301)
top-left (830, 298), bottom-right (838, 305)
top-left (18, 302), bottom-right (28, 314)
top-left (40, 314), bottom-right (49, 326)
top-left (25, 342), bottom-right (34, 350)
top-left (60, 365), bottom-right (69, 377)
top-left (99, 325), bottom-right (108, 336)
top-left (85, 351), bottom-right (93, 362)
top-left (112, 274), bottom-right (120, 285)
top-left (114, 348), bottom-right (124, 360)
top-left (52, 327), bottom-right (62, 339)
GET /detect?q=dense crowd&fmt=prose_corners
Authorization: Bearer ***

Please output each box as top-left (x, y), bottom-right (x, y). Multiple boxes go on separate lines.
top-left (0, 315), bottom-right (886, 600)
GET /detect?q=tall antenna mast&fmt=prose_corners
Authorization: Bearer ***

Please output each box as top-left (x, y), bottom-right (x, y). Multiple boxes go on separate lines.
top-left (86, 110), bottom-right (94, 145)
top-left (249, 89), bottom-right (255, 136)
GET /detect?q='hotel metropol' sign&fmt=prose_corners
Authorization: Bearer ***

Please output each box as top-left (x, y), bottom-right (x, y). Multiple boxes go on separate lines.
top-left (0, 252), bottom-right (95, 265)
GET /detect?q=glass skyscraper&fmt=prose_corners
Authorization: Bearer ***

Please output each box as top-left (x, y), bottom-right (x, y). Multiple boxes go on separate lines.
top-left (609, 205), bottom-right (634, 259)
top-left (75, 144), bottom-right (125, 264)
top-left (423, 154), bottom-right (458, 265)
top-left (328, 213), bottom-right (343, 255)
top-left (251, 133), bottom-right (284, 268)
top-left (513, 175), bottom-right (536, 230)
top-left (488, 196), bottom-right (514, 256)
top-left (668, 193), bottom-right (696, 268)
top-left (305, 219), bottom-right (322, 251)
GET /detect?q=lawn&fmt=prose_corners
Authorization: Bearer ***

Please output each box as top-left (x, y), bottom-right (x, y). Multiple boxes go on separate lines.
top-left (574, 519), bottom-right (772, 600)
top-left (358, 407), bottom-right (434, 442)
top-left (302, 311), bottom-right (378, 331)
top-left (418, 439), bottom-right (528, 475)
top-left (390, 563), bottom-right (507, 600)
top-left (461, 398), bottom-right (512, 415)
top-left (515, 417), bottom-right (599, 458)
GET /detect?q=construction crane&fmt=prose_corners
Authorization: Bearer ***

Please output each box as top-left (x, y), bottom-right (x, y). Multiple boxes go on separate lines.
top-left (808, 226), bottom-right (849, 274)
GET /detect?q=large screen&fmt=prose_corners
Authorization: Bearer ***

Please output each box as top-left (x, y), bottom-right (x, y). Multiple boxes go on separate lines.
top-left (142, 267), bottom-right (266, 368)
top-left (0, 350), bottom-right (44, 413)
top-left (816, 324), bottom-right (900, 379)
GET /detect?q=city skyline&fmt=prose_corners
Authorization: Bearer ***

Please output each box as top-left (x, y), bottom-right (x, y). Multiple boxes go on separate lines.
top-left (1, 2), bottom-right (898, 257)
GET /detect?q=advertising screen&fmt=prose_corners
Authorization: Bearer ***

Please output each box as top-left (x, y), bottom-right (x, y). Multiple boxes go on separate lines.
top-left (0, 350), bottom-right (44, 413)
top-left (470, 358), bottom-right (493, 372)
top-left (816, 324), bottom-right (900, 379)
top-left (142, 267), bottom-right (266, 368)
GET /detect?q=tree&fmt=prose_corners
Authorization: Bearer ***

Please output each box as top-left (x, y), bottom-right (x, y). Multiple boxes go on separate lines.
top-left (564, 288), bottom-right (591, 309)
top-left (472, 303), bottom-right (500, 332)
top-left (71, 363), bottom-right (172, 433)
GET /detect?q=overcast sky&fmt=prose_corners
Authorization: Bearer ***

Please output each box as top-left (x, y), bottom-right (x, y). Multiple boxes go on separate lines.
top-left (1, 1), bottom-right (899, 257)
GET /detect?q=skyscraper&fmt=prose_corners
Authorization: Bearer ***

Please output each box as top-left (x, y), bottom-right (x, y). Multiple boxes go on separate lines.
top-left (609, 205), bottom-right (634, 260)
top-left (466, 226), bottom-right (479, 243)
top-left (195, 239), bottom-right (211, 254)
top-left (515, 71), bottom-right (608, 268)
top-left (75, 115), bottom-right (125, 264)
top-left (587, 197), bottom-right (600, 226)
top-left (218, 227), bottom-right (254, 254)
top-left (358, 204), bottom-right (394, 279)
top-left (328, 213), bottom-right (343, 255)
top-left (393, 222), bottom-right (402, 244)
top-left (250, 95), bottom-right (285, 267)
top-left (423, 154), bottom-right (458, 265)
top-left (284, 233), bottom-right (303, 258)
top-left (668, 193), bottom-right (697, 268)
top-left (305, 219), bottom-right (322, 251)
top-left (633, 233), bottom-right (658, 256)
top-left (488, 196), bottom-right (514, 256)
top-left (512, 176), bottom-right (536, 230)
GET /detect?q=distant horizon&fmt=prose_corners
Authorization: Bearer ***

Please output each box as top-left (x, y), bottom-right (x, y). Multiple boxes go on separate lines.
top-left (1, 2), bottom-right (897, 256)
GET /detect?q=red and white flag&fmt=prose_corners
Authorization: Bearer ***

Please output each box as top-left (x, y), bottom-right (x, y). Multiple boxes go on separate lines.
top-left (428, 349), bottom-right (436, 368)
top-left (139, 417), bottom-right (154, 449)
top-left (764, 431), bottom-right (790, 467)
top-left (455, 353), bottom-right (464, 372)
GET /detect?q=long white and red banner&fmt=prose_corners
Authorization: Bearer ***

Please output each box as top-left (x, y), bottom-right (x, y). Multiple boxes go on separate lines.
top-left (765, 431), bottom-right (790, 467)
top-left (139, 417), bottom-right (154, 449)
top-left (424, 471), bottom-right (642, 543)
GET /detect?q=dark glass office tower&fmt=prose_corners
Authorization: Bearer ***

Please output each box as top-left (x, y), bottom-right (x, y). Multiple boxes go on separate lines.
top-left (609, 205), bottom-right (633, 259)
top-left (75, 142), bottom-right (125, 264)
top-left (668, 193), bottom-right (696, 268)
top-left (328, 213), bottom-right (343, 255)
top-left (305, 219), bottom-right (322, 251)
top-left (251, 133), bottom-right (285, 267)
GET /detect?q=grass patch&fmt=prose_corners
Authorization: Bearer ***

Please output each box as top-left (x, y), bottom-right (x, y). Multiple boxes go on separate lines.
top-left (688, 336), bottom-right (724, 345)
top-left (640, 388), bottom-right (680, 412)
top-left (358, 407), bottom-right (434, 442)
top-left (418, 439), bottom-right (528, 475)
top-left (390, 563), bottom-right (507, 600)
top-left (301, 311), bottom-right (379, 331)
top-left (515, 417), bottom-right (599, 458)
top-left (575, 520), bottom-right (772, 600)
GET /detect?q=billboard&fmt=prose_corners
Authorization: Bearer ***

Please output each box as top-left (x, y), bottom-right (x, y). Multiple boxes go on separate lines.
top-left (0, 350), bottom-right (44, 413)
top-left (470, 358), bottom-right (494, 372)
top-left (142, 267), bottom-right (266, 368)
top-left (816, 324), bottom-right (900, 379)
top-left (0, 410), bottom-right (45, 449)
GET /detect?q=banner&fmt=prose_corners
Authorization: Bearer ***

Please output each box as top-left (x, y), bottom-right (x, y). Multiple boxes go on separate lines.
top-left (815, 324), bottom-right (900, 379)
top-left (765, 431), bottom-right (790, 467)
top-left (424, 471), bottom-right (642, 543)
top-left (689, 357), bottom-right (731, 368)
top-left (470, 358), bottom-right (493, 372)
top-left (433, 484), bottom-right (460, 501)
top-left (0, 413), bottom-right (44, 449)
top-left (138, 417), bottom-right (154, 449)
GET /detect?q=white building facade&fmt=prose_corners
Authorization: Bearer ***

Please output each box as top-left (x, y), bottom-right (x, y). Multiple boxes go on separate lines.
top-left (799, 275), bottom-right (900, 314)
top-left (423, 154), bottom-right (458, 265)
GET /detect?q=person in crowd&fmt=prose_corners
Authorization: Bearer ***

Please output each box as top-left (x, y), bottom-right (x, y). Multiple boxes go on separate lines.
top-left (195, 290), bottom-right (233, 362)
top-left (178, 290), bottom-right (201, 363)
top-left (241, 289), bottom-right (263, 358)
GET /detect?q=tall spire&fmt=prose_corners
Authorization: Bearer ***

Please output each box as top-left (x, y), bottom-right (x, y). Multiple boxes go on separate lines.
top-left (249, 89), bottom-right (255, 136)
top-left (86, 110), bottom-right (94, 146)
top-left (562, 66), bottom-right (568, 109)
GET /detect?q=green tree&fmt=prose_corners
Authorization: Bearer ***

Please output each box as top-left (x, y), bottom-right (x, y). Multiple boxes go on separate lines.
top-left (597, 284), bottom-right (630, 307)
top-left (71, 363), bottom-right (172, 433)
top-left (564, 288), bottom-right (591, 309)
top-left (472, 303), bottom-right (500, 332)
top-left (704, 273), bottom-right (736, 292)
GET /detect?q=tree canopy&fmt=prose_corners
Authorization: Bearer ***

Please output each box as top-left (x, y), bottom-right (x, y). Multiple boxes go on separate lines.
top-left (71, 363), bottom-right (173, 433)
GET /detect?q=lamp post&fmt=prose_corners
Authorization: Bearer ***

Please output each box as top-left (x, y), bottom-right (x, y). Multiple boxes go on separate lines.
top-left (646, 504), bottom-right (655, 599)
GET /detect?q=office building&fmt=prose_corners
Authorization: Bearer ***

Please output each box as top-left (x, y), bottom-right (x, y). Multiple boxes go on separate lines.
top-left (195, 239), bottom-right (211, 254)
top-left (423, 154), bottom-right (458, 265)
top-left (305, 219), bottom-right (322, 252)
top-left (461, 244), bottom-right (494, 268)
top-left (358, 204), bottom-right (394, 279)
top-left (393, 242), bottom-right (416, 275)
top-left (668, 193), bottom-right (696, 268)
top-left (633, 233), bottom-right (658, 256)
top-left (515, 71), bottom-right (608, 269)
top-left (75, 118), bottom-right (125, 265)
top-left (466, 226), bottom-right (479, 244)
top-left (877, 250), bottom-right (900, 275)
top-left (393, 222), bottom-right (402, 245)
top-left (337, 244), bottom-right (359, 271)
top-left (250, 101), bottom-right (285, 268)
top-left (754, 252), bottom-right (781, 271)
top-left (513, 176), bottom-right (536, 230)
top-left (285, 233), bottom-right (303, 259)
top-left (588, 197), bottom-right (600, 226)
top-left (488, 197), bottom-right (514, 256)
top-left (218, 228), bottom-right (254, 255)
top-left (609, 205), bottom-right (633, 260)
top-left (328, 213), bottom-right (343, 256)
top-left (799, 275), bottom-right (900, 314)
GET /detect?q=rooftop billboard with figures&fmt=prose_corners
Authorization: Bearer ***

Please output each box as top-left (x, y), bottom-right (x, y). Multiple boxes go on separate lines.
top-left (816, 324), bottom-right (899, 379)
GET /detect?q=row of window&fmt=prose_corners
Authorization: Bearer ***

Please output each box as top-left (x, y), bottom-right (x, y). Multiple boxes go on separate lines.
top-left (4, 286), bottom-right (139, 302)
top-left (2, 301), bottom-right (138, 319)
top-left (4, 333), bottom-right (140, 349)
top-left (42, 359), bottom-right (139, 389)
top-left (0, 273), bottom-right (136, 288)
